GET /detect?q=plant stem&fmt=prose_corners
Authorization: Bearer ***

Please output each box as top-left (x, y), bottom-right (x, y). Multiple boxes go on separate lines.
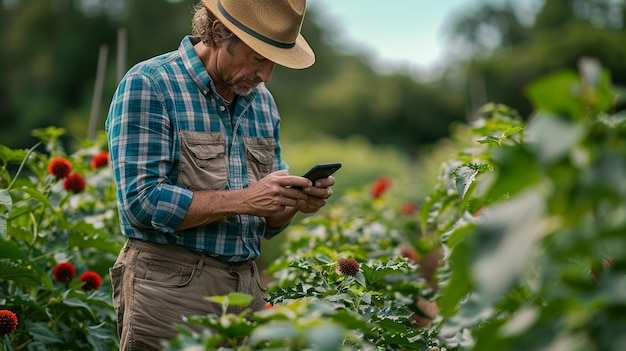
top-left (7, 142), bottom-right (42, 191)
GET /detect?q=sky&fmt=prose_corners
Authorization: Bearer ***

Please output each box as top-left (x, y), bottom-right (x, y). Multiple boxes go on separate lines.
top-left (310, 0), bottom-right (542, 76)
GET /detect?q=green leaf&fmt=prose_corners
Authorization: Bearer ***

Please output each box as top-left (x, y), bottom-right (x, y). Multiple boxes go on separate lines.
top-left (437, 241), bottom-right (473, 317)
top-left (305, 324), bottom-right (347, 351)
top-left (502, 126), bottom-right (524, 138)
top-left (526, 70), bottom-right (583, 119)
top-left (11, 186), bottom-right (54, 211)
top-left (226, 292), bottom-right (253, 307)
top-left (361, 259), bottom-right (409, 286)
top-left (0, 239), bottom-right (29, 260)
top-left (476, 135), bottom-right (502, 145)
top-left (249, 321), bottom-right (299, 346)
top-left (26, 321), bottom-right (62, 344)
top-left (315, 254), bottom-right (333, 264)
top-left (0, 189), bottom-right (11, 238)
top-left (454, 166), bottom-right (479, 199)
top-left (0, 145), bottom-right (28, 164)
top-left (31, 126), bottom-right (66, 144)
top-left (0, 259), bottom-right (43, 286)
top-left (525, 114), bottom-right (584, 166)
top-left (471, 191), bottom-right (546, 302)
top-left (0, 189), bottom-right (12, 213)
top-left (354, 271), bottom-right (366, 288)
top-left (204, 292), bottom-right (253, 308)
top-left (63, 297), bottom-right (98, 320)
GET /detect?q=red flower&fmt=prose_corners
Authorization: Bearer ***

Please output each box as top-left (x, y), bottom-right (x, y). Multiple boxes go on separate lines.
top-left (265, 302), bottom-right (274, 309)
top-left (64, 173), bottom-right (85, 193)
top-left (371, 175), bottom-right (393, 198)
top-left (80, 271), bottom-right (102, 291)
top-left (0, 310), bottom-right (18, 336)
top-left (53, 262), bottom-right (76, 283)
top-left (48, 157), bottom-right (72, 179)
top-left (400, 247), bottom-right (420, 262)
top-left (91, 151), bottom-right (109, 169)
top-left (400, 202), bottom-right (418, 215)
top-left (338, 258), bottom-right (360, 276)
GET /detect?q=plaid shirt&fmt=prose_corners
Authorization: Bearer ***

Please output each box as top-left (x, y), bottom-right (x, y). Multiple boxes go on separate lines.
top-left (105, 36), bottom-right (288, 262)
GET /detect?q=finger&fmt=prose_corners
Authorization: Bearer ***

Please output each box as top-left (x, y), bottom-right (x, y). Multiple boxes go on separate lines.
top-left (313, 176), bottom-right (335, 188)
top-left (303, 186), bottom-right (332, 199)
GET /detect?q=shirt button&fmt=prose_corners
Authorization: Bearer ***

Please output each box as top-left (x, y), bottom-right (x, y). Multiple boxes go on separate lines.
top-left (202, 90), bottom-right (207, 94)
top-left (220, 106), bottom-right (226, 112)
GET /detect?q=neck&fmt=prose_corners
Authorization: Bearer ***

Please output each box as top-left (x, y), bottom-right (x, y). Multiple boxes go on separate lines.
top-left (194, 41), bottom-right (235, 102)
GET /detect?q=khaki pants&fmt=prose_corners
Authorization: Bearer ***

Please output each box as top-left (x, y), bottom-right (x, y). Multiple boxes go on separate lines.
top-left (110, 238), bottom-right (267, 350)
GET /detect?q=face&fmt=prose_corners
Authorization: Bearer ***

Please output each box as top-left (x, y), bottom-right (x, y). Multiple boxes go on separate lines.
top-left (213, 39), bottom-right (275, 97)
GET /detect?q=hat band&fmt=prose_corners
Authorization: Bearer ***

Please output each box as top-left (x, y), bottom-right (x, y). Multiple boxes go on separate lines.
top-left (217, 0), bottom-right (296, 49)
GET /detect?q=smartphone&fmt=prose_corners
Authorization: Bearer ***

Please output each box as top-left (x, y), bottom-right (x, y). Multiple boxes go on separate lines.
top-left (293, 162), bottom-right (342, 189)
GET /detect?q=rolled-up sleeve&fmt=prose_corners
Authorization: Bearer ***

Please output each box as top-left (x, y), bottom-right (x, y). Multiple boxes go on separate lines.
top-left (106, 72), bottom-right (192, 235)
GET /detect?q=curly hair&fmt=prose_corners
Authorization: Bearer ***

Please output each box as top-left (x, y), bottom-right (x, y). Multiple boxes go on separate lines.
top-left (191, 2), bottom-right (239, 50)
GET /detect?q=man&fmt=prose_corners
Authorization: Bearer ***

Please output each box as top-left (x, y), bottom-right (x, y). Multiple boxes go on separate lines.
top-left (105, 0), bottom-right (334, 349)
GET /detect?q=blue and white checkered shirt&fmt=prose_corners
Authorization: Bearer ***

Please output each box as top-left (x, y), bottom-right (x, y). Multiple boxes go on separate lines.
top-left (105, 36), bottom-right (288, 262)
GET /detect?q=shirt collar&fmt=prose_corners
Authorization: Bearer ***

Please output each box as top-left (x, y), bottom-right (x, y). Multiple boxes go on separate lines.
top-left (179, 36), bottom-right (212, 94)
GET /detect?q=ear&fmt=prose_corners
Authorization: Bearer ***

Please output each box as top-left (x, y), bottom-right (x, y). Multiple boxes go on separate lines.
top-left (211, 20), bottom-right (226, 45)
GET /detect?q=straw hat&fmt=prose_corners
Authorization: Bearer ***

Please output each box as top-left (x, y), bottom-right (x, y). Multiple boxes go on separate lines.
top-left (202, 0), bottom-right (315, 69)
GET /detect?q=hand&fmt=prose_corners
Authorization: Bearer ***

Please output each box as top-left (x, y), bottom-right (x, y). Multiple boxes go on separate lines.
top-left (294, 175), bottom-right (335, 213)
top-left (244, 170), bottom-right (311, 217)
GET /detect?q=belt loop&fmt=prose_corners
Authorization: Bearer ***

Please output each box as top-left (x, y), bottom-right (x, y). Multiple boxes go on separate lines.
top-left (123, 239), bottom-right (131, 252)
top-left (196, 254), bottom-right (205, 277)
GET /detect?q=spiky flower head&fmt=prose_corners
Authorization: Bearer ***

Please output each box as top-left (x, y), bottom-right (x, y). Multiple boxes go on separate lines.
top-left (48, 157), bottom-right (72, 179)
top-left (80, 271), bottom-right (102, 291)
top-left (91, 151), bottom-right (109, 169)
top-left (53, 262), bottom-right (76, 283)
top-left (338, 258), bottom-right (360, 276)
top-left (0, 310), bottom-right (18, 336)
top-left (64, 172), bottom-right (85, 193)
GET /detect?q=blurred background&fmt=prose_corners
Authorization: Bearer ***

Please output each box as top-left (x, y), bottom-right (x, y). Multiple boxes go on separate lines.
top-left (1, 0), bottom-right (625, 199)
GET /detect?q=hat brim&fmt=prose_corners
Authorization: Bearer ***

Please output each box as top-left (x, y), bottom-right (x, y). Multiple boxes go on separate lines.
top-left (202, 0), bottom-right (315, 69)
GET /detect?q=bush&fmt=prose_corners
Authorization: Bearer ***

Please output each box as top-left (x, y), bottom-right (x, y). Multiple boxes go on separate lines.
top-left (1, 129), bottom-right (122, 350)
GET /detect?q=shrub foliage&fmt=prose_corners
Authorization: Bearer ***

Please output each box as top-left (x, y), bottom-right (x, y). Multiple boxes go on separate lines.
top-left (1, 58), bottom-right (625, 350)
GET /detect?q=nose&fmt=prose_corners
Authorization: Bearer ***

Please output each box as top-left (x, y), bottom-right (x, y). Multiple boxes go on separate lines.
top-left (257, 60), bottom-right (275, 83)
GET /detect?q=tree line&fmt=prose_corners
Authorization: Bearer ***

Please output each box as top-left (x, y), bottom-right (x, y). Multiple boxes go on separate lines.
top-left (1, 0), bottom-right (624, 156)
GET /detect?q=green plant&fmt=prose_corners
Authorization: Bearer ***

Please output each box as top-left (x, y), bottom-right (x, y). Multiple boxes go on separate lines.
top-left (1, 127), bottom-right (122, 350)
top-left (429, 58), bottom-right (626, 350)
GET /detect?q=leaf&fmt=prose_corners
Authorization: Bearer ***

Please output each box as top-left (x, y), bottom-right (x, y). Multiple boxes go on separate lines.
top-left (26, 321), bottom-right (62, 344)
top-left (354, 271), bottom-right (366, 288)
top-left (525, 114), bottom-right (584, 166)
top-left (0, 145), bottom-right (28, 164)
top-left (502, 126), bottom-right (524, 138)
top-left (305, 324), bottom-right (347, 351)
top-left (249, 321), bottom-right (299, 346)
top-left (476, 135), bottom-right (502, 145)
top-left (454, 166), bottom-right (479, 199)
top-left (471, 191), bottom-right (547, 302)
top-left (31, 126), bottom-right (66, 144)
top-left (63, 297), bottom-right (98, 320)
top-left (0, 189), bottom-right (12, 214)
top-left (11, 186), bottom-right (54, 211)
top-left (361, 259), bottom-right (409, 286)
top-left (0, 239), bottom-right (29, 260)
top-left (526, 70), bottom-right (583, 119)
top-left (437, 241), bottom-right (473, 317)
top-left (0, 190), bottom-right (11, 239)
top-left (0, 260), bottom-right (43, 286)
top-left (226, 292), bottom-right (253, 307)
top-left (315, 254), bottom-right (332, 264)
top-left (204, 293), bottom-right (253, 308)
